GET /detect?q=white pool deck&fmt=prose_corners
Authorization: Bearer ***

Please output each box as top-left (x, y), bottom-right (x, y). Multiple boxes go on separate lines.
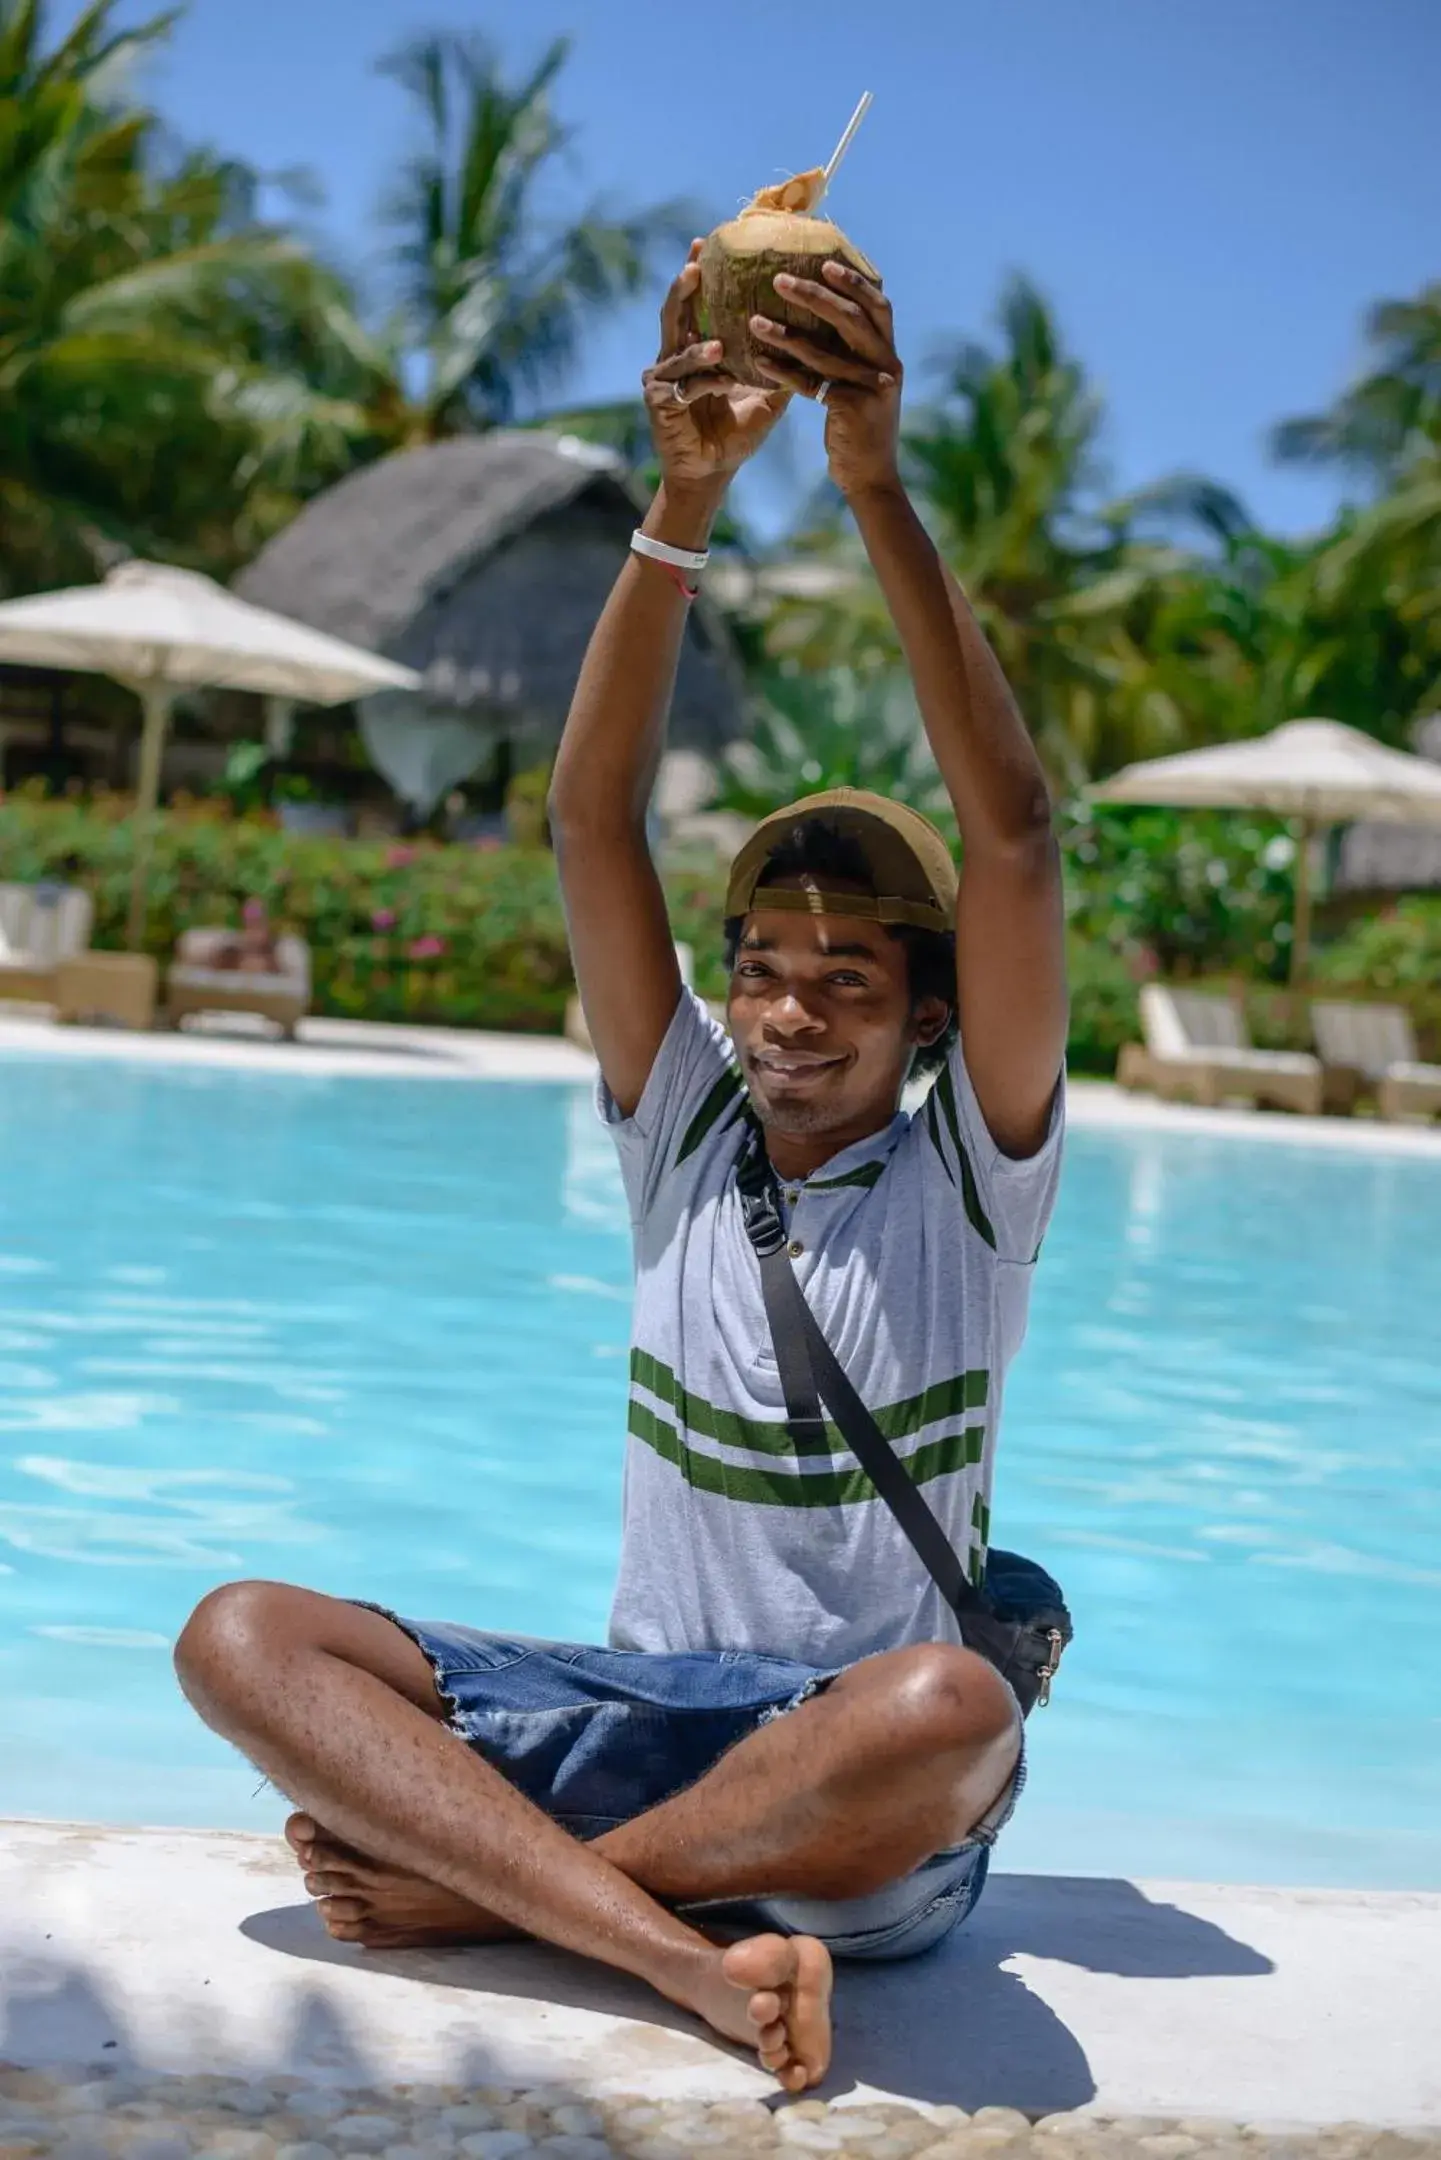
top-left (2, 1013), bottom-right (1438, 2127)
top-left (2, 1822), bottom-right (1438, 2127)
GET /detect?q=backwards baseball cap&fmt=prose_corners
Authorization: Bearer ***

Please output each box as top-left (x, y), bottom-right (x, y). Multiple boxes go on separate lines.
top-left (724, 788), bottom-right (957, 935)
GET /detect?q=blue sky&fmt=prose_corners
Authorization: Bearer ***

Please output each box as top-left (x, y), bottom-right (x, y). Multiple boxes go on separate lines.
top-left (101, 0), bottom-right (1440, 538)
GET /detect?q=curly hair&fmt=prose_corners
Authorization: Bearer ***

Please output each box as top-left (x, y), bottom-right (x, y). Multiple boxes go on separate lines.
top-left (723, 819), bottom-right (958, 1077)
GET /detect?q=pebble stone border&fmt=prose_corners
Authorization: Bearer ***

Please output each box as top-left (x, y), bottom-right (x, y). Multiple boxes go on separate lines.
top-left (2, 2068), bottom-right (1436, 2160)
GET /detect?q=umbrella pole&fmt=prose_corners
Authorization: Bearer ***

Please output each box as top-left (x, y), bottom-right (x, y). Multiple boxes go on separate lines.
top-left (125, 681), bottom-right (173, 952)
top-left (1289, 813), bottom-right (1315, 1004)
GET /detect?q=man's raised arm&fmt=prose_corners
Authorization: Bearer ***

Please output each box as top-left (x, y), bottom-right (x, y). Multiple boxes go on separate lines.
top-left (751, 265), bottom-right (1067, 1159)
top-left (549, 248), bottom-right (788, 1117)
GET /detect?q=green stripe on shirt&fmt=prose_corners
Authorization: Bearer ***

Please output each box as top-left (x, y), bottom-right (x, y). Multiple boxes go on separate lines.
top-left (928, 1066), bottom-right (998, 1250)
top-left (630, 1349), bottom-right (988, 1460)
top-left (627, 1398), bottom-right (987, 1507)
top-left (675, 1064), bottom-right (747, 1164)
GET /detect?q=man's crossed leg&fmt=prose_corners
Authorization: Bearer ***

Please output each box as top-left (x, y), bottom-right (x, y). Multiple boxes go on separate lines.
top-left (175, 1583), bottom-right (1020, 2092)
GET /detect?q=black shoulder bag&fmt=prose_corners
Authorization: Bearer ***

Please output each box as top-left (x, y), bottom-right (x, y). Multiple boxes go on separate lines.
top-left (735, 1130), bottom-right (1072, 1715)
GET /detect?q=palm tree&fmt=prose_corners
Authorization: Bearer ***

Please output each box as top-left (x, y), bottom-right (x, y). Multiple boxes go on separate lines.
top-left (777, 278), bottom-right (1199, 789)
top-left (1272, 282), bottom-right (1441, 738)
top-left (1273, 285), bottom-right (1441, 486)
top-left (371, 33), bottom-right (694, 442)
top-left (0, 0), bottom-right (378, 596)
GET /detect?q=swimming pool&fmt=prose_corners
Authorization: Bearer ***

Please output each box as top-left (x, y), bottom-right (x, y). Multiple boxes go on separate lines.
top-left (1, 1052), bottom-right (1437, 1888)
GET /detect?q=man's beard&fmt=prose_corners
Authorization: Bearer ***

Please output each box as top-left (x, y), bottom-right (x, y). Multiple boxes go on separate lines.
top-left (745, 1079), bottom-right (847, 1136)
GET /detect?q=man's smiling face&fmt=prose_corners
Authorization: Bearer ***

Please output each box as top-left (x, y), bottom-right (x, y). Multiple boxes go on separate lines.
top-left (727, 876), bottom-right (948, 1145)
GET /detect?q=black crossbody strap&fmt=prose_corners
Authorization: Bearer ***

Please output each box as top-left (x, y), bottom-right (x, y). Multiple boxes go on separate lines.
top-left (736, 1133), bottom-right (987, 1620)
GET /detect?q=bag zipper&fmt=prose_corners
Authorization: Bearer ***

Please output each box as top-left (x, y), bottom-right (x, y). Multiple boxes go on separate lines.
top-left (1036, 1628), bottom-right (1065, 1708)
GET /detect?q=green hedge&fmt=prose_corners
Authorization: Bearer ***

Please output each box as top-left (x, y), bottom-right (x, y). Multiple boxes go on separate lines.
top-left (3, 797), bottom-right (1433, 1065)
top-left (0, 797), bottom-right (574, 1032)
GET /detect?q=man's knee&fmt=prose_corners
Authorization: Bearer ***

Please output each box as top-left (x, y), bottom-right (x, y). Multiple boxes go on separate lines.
top-left (174, 1578), bottom-right (303, 1713)
top-left (889, 1642), bottom-right (1019, 1763)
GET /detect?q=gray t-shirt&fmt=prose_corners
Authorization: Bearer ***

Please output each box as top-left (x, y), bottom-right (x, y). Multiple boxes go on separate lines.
top-left (602, 992), bottom-right (1063, 1669)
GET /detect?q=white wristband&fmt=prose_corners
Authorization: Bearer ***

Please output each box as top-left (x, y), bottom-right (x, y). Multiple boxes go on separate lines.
top-left (630, 530), bottom-right (710, 574)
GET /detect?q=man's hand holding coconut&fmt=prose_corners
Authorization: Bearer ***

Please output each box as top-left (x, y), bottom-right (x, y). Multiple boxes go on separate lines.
top-left (749, 258), bottom-right (904, 500)
top-left (642, 240), bottom-right (792, 492)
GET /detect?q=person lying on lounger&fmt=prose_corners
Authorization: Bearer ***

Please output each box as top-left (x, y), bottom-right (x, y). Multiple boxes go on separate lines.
top-left (175, 244), bottom-right (1068, 2094)
top-left (215, 898), bottom-right (280, 975)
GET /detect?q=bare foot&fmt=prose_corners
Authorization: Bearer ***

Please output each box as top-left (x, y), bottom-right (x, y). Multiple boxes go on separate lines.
top-left (284, 1812), bottom-right (523, 1948)
top-left (687, 1933), bottom-right (833, 2092)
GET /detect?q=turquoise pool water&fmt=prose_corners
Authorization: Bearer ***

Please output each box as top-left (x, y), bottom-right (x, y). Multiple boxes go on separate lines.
top-left (0, 1053), bottom-right (1437, 1888)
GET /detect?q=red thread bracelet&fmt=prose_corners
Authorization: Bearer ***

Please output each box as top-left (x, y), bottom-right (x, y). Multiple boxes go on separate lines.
top-left (657, 559), bottom-right (699, 602)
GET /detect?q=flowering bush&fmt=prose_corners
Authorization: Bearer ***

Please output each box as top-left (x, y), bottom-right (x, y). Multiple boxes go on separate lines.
top-left (0, 796), bottom-right (572, 1031)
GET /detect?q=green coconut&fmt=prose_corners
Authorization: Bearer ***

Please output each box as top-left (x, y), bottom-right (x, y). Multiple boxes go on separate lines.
top-left (698, 169), bottom-right (881, 389)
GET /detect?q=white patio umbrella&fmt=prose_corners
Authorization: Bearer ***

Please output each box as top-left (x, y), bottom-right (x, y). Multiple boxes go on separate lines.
top-left (1090, 718), bottom-right (1441, 984)
top-left (0, 560), bottom-right (420, 947)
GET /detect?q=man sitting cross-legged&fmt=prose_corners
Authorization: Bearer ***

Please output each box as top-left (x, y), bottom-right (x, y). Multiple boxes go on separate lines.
top-left (175, 243), bottom-right (1068, 2094)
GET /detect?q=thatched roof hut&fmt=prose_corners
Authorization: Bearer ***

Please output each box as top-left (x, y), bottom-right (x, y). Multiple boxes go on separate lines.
top-left (236, 431), bottom-right (745, 812)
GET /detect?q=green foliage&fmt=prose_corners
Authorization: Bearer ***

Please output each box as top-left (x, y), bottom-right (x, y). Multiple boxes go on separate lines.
top-left (372, 31), bottom-right (693, 440)
top-left (713, 666), bottom-right (953, 828)
top-left (1274, 285), bottom-right (1441, 485)
top-left (1318, 896), bottom-right (1441, 989)
top-left (1059, 937), bottom-right (1141, 1075)
top-left (0, 9), bottom-right (695, 599)
top-left (504, 760), bottom-right (551, 847)
top-left (1062, 804), bottom-right (1298, 982)
top-left (0, 0), bottom-right (382, 596)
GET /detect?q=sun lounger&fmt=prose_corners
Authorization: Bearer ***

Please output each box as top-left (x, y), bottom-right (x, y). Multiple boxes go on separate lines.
top-left (1129, 984), bottom-right (1325, 1114)
top-left (165, 927), bottom-right (311, 1039)
top-left (1312, 999), bottom-right (1441, 1124)
top-left (0, 882), bottom-right (94, 1007)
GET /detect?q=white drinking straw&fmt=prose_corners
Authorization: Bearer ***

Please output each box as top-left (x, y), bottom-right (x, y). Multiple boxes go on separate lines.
top-left (814, 91), bottom-right (874, 210)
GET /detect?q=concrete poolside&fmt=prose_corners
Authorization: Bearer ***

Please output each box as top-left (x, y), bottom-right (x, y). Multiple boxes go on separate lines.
top-left (2, 1820), bottom-right (1439, 2132)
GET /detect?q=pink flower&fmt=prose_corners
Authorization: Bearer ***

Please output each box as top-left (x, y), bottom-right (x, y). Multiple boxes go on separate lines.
top-left (408, 935), bottom-right (445, 961)
top-left (371, 908), bottom-right (397, 931)
top-left (242, 898), bottom-right (268, 925)
top-left (386, 845), bottom-right (417, 869)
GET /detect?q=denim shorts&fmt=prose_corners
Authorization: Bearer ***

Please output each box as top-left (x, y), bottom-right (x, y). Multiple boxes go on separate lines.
top-left (362, 1607), bottom-right (1025, 1962)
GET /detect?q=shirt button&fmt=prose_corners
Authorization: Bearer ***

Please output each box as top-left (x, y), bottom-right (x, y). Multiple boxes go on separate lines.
top-left (784, 1190), bottom-right (800, 1206)
top-left (788, 1239), bottom-right (805, 1258)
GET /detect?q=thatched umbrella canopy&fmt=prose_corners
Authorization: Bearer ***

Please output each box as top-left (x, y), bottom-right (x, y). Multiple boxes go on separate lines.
top-left (237, 432), bottom-right (746, 814)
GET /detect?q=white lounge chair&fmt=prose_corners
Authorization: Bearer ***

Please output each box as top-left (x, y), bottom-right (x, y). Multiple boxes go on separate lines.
top-left (1128, 984), bottom-right (1325, 1115)
top-left (165, 926), bottom-right (311, 1039)
top-left (1312, 999), bottom-right (1441, 1124)
top-left (0, 882), bottom-right (94, 1007)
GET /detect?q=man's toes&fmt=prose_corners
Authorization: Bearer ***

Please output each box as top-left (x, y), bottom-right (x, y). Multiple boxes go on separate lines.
top-left (285, 1812), bottom-right (316, 1861)
top-left (304, 1868), bottom-right (364, 1897)
top-left (756, 2019), bottom-right (789, 2070)
top-left (315, 1909), bottom-right (367, 1944)
top-left (721, 1933), bottom-right (792, 1994)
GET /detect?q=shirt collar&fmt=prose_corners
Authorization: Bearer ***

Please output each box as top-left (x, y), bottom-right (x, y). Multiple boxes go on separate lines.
top-left (782, 1111), bottom-right (907, 1191)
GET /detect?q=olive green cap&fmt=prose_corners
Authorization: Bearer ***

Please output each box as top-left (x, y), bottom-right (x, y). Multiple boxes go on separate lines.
top-left (725, 787), bottom-right (957, 934)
